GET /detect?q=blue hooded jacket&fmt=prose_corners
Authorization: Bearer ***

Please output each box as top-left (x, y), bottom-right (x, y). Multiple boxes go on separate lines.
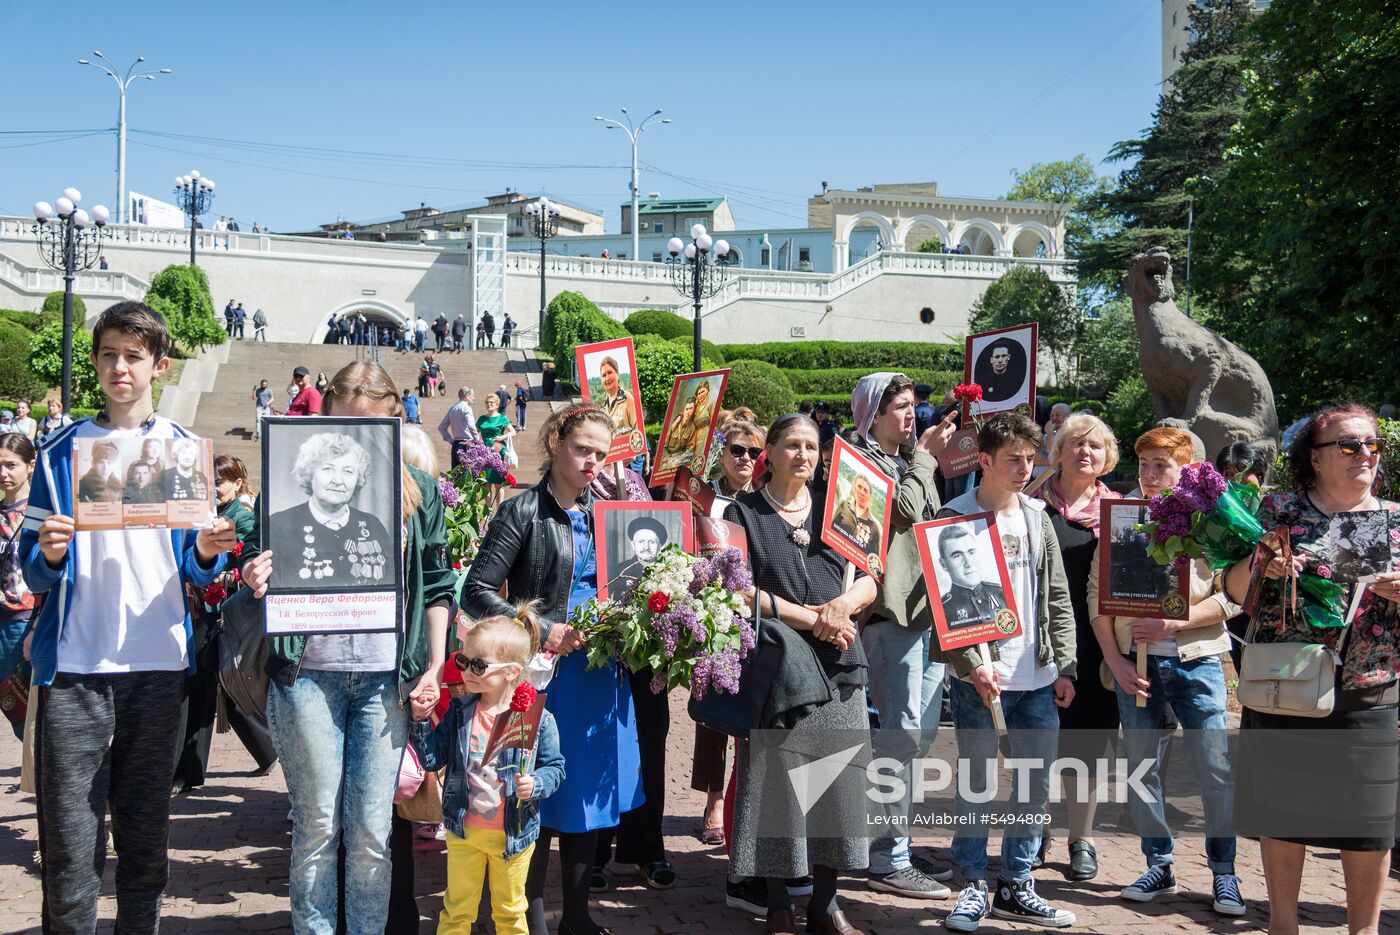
top-left (20, 418), bottom-right (227, 685)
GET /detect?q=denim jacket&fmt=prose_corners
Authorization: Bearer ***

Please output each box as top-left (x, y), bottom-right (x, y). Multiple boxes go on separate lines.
top-left (410, 693), bottom-right (565, 859)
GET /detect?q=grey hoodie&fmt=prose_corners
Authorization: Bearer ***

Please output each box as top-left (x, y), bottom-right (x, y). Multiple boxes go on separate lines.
top-left (934, 488), bottom-right (1077, 681)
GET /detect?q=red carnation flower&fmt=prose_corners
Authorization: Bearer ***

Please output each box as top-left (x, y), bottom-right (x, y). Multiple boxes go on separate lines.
top-left (504, 473), bottom-right (517, 487)
top-left (231, 541), bottom-right (244, 558)
top-left (953, 383), bottom-right (983, 404)
top-left (648, 591), bottom-right (670, 613)
top-left (509, 682), bottom-right (537, 713)
top-left (204, 582), bottom-right (227, 605)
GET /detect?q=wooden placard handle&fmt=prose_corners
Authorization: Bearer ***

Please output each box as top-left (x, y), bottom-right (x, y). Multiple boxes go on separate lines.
top-left (976, 641), bottom-right (1007, 734)
top-left (1135, 643), bottom-right (1148, 708)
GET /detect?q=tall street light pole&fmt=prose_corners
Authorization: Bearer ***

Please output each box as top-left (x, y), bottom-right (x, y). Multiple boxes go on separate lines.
top-left (666, 224), bottom-right (732, 371)
top-left (32, 189), bottom-right (110, 413)
top-left (1183, 174), bottom-right (1210, 319)
top-left (173, 170), bottom-right (216, 266)
top-left (594, 108), bottom-right (670, 261)
top-left (79, 52), bottom-right (172, 224)
top-left (524, 197), bottom-right (560, 338)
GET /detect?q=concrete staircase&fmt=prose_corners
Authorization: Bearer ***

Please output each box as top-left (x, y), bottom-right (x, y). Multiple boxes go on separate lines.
top-left (188, 341), bottom-right (549, 493)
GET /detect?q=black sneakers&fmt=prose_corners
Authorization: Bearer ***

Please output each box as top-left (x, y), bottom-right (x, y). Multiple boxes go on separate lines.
top-left (725, 875), bottom-right (767, 915)
top-left (1121, 863), bottom-right (1177, 901)
top-left (990, 878), bottom-right (1076, 928)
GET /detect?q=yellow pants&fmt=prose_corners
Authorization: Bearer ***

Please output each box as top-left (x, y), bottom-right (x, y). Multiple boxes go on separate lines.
top-left (439, 826), bottom-right (534, 935)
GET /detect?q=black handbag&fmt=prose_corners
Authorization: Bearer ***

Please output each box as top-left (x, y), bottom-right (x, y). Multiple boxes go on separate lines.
top-left (688, 589), bottom-right (767, 739)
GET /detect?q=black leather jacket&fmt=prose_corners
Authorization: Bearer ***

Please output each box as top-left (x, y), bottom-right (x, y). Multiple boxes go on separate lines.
top-left (461, 478), bottom-right (593, 639)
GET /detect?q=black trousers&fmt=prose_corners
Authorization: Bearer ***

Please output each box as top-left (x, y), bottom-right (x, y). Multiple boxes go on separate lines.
top-left (174, 624), bottom-right (276, 785)
top-left (595, 667), bottom-right (669, 867)
top-left (37, 671), bottom-right (185, 935)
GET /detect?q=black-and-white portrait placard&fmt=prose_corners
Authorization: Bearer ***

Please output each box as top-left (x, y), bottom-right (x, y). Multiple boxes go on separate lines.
top-left (1098, 499), bottom-right (1189, 619)
top-left (594, 500), bottom-right (694, 600)
top-left (1329, 510), bottom-right (1391, 583)
top-left (964, 323), bottom-right (1038, 419)
top-left (260, 416), bottom-right (403, 635)
top-left (914, 511), bottom-right (1022, 653)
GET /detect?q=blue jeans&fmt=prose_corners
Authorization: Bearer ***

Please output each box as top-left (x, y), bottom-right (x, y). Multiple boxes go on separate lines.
top-left (948, 679), bottom-right (1059, 882)
top-left (267, 669), bottom-right (408, 935)
top-left (1116, 654), bottom-right (1235, 874)
top-left (863, 622), bottom-right (946, 873)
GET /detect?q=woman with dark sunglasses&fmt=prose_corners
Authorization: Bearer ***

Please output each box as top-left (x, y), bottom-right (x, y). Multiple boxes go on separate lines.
top-left (1224, 402), bottom-right (1398, 935)
top-left (711, 421), bottom-right (767, 500)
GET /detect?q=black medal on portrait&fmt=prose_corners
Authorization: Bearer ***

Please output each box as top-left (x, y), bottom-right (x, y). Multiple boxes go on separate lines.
top-left (260, 416), bottom-right (403, 636)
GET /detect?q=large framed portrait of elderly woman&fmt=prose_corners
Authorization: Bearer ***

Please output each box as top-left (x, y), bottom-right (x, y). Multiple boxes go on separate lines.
top-left (819, 437), bottom-right (894, 581)
top-left (259, 416), bottom-right (403, 636)
top-left (575, 336), bottom-right (647, 466)
top-left (650, 368), bottom-right (729, 487)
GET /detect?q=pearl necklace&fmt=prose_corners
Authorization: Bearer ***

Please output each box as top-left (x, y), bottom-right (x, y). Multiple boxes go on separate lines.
top-left (762, 485), bottom-right (810, 514)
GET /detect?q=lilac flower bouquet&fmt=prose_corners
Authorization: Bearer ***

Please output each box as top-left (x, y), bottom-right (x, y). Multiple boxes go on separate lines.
top-left (1140, 461), bottom-right (1264, 571)
top-left (569, 545), bottom-right (756, 698)
top-left (1141, 461), bottom-right (1346, 628)
top-left (442, 439), bottom-right (514, 562)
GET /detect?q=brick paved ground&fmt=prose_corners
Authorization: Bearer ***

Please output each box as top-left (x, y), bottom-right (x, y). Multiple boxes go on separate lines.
top-left (1, 696), bottom-right (1394, 934)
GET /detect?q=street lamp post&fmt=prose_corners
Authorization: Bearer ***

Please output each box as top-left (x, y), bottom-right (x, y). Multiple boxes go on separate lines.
top-left (665, 224), bottom-right (731, 371)
top-left (1183, 174), bottom-right (1210, 320)
top-left (523, 198), bottom-right (560, 347)
top-left (173, 171), bottom-right (216, 266)
top-left (32, 189), bottom-right (110, 414)
top-left (79, 52), bottom-right (172, 224)
top-left (594, 108), bottom-right (670, 262)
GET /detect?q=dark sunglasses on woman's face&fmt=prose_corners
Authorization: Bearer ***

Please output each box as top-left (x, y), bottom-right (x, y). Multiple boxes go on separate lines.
top-left (1311, 437), bottom-right (1383, 456)
top-left (451, 653), bottom-right (513, 676)
top-left (728, 444), bottom-right (763, 461)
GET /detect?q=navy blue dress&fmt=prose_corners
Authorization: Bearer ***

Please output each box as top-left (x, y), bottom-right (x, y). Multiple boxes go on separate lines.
top-left (539, 506), bottom-right (644, 833)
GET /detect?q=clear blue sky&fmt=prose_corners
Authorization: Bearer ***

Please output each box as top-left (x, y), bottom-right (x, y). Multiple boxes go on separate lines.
top-left (1, 1), bottom-right (1163, 233)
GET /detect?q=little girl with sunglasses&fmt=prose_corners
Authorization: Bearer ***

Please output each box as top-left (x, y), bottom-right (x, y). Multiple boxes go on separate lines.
top-left (409, 602), bottom-right (565, 935)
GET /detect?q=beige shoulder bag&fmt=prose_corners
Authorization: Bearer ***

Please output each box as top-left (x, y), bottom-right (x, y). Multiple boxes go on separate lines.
top-left (1236, 528), bottom-right (1343, 718)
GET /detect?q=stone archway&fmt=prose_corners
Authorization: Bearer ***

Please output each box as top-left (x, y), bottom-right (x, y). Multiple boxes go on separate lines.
top-left (312, 299), bottom-right (408, 343)
top-left (1009, 221), bottom-right (1057, 258)
top-left (834, 210), bottom-right (898, 270)
top-left (953, 218), bottom-right (1005, 256)
top-left (897, 213), bottom-right (952, 253)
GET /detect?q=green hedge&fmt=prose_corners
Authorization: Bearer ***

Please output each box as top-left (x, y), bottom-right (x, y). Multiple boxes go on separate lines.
top-left (804, 393), bottom-right (856, 422)
top-left (41, 291), bottom-right (83, 329)
top-left (784, 368), bottom-right (962, 397)
top-left (715, 340), bottom-right (962, 372)
top-left (0, 309), bottom-right (42, 332)
top-left (723, 360), bottom-right (795, 426)
top-left (540, 291), bottom-right (627, 375)
top-left (0, 321), bottom-right (45, 401)
top-left (624, 309), bottom-right (690, 340)
top-left (667, 334), bottom-right (726, 365)
top-left (634, 341), bottom-right (722, 423)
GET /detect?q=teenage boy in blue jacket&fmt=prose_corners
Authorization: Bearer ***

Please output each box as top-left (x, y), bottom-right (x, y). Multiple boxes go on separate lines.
top-left (22, 301), bottom-right (236, 934)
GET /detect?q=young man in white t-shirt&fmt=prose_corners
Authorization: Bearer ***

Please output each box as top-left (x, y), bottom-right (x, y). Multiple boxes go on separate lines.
top-left (22, 301), bottom-right (235, 933)
top-left (935, 412), bottom-right (1078, 931)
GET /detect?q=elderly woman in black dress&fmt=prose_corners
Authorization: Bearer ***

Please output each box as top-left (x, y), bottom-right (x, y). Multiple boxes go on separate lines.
top-left (724, 413), bottom-right (877, 935)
